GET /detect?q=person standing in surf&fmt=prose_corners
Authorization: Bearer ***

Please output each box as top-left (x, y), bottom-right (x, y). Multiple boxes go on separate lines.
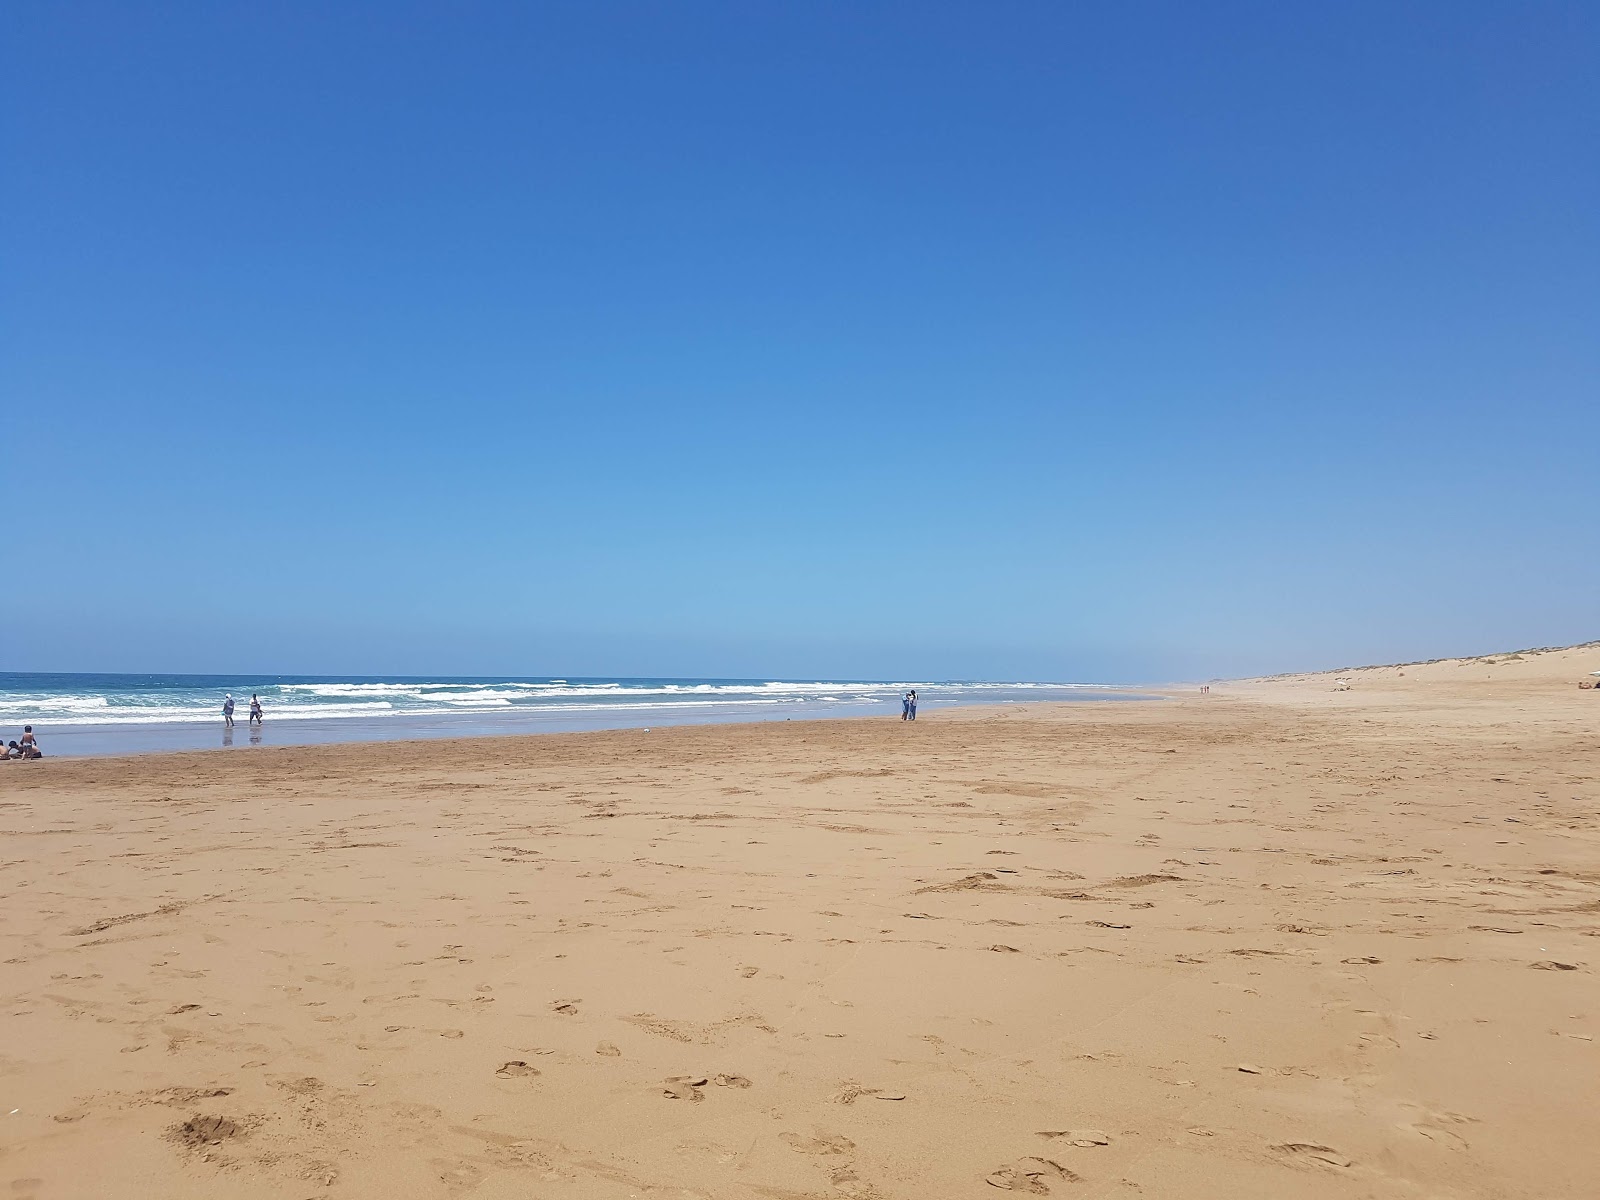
top-left (249, 694), bottom-right (263, 725)
top-left (908, 690), bottom-right (918, 721)
top-left (223, 694), bottom-right (235, 729)
top-left (901, 692), bottom-right (912, 721)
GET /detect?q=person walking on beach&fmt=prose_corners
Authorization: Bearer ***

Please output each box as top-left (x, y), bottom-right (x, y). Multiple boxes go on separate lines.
top-left (901, 692), bottom-right (912, 721)
top-left (249, 694), bottom-right (263, 725)
top-left (908, 690), bottom-right (918, 721)
top-left (223, 694), bottom-right (235, 729)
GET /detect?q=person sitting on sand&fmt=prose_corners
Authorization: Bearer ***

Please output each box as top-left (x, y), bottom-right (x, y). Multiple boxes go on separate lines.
top-left (18, 727), bottom-right (41, 759)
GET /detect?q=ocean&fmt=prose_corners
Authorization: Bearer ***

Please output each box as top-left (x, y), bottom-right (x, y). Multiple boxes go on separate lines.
top-left (0, 672), bottom-right (1154, 758)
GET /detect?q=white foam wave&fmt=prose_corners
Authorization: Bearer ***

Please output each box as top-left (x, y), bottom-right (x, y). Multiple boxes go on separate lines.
top-left (0, 700), bottom-right (396, 726)
top-left (0, 677), bottom-right (1114, 732)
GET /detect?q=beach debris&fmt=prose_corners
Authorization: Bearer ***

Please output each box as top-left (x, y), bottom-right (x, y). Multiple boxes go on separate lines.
top-left (1086, 921), bottom-right (1131, 929)
top-left (989, 944), bottom-right (1022, 953)
top-left (1532, 961), bottom-right (1581, 971)
top-left (550, 998), bottom-right (581, 1014)
top-left (496, 1061), bottom-right (539, 1078)
top-left (1236, 1063), bottom-right (1264, 1074)
top-left (874, 1091), bottom-right (907, 1100)
top-left (167, 1003), bottom-right (201, 1014)
top-left (713, 1073), bottom-right (752, 1088)
top-left (1341, 956), bottom-right (1381, 965)
top-left (595, 1041), bottom-right (621, 1056)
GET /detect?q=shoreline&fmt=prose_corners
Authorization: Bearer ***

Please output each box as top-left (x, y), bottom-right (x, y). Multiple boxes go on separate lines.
top-left (4, 687), bottom-right (1163, 762)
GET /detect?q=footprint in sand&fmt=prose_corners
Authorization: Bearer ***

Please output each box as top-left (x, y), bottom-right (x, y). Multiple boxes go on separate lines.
top-left (167, 1115), bottom-right (244, 1149)
top-left (985, 1158), bottom-right (1079, 1192)
top-left (496, 1061), bottom-right (539, 1078)
top-left (595, 1042), bottom-right (621, 1056)
top-left (662, 1076), bottom-right (707, 1101)
top-left (1037, 1129), bottom-right (1109, 1147)
top-left (714, 1073), bottom-right (752, 1088)
top-left (1397, 1104), bottom-right (1477, 1150)
top-left (782, 1132), bottom-right (855, 1155)
top-left (1272, 1142), bottom-right (1352, 1169)
top-left (550, 998), bottom-right (581, 1014)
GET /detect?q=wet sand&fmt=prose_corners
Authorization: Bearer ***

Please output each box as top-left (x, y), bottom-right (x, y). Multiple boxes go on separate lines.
top-left (2, 645), bottom-right (1596, 1198)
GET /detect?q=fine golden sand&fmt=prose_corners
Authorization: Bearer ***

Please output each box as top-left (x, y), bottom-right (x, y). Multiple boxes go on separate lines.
top-left (3, 646), bottom-right (1597, 1199)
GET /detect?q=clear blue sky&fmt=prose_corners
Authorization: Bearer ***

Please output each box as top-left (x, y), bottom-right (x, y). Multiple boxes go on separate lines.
top-left (3, 2), bottom-right (1596, 681)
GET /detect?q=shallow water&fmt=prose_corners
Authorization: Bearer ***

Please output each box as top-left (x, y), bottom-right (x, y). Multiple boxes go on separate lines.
top-left (0, 672), bottom-right (1156, 758)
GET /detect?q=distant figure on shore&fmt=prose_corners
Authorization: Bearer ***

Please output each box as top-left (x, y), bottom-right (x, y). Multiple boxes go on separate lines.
top-left (902, 692), bottom-right (912, 720)
top-left (249, 694), bottom-right (263, 725)
top-left (908, 690), bottom-right (918, 721)
top-left (18, 726), bottom-right (41, 759)
top-left (223, 694), bottom-right (235, 728)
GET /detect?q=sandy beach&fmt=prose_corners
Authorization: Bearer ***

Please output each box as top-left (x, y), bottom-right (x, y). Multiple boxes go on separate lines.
top-left (2, 646), bottom-right (1596, 1199)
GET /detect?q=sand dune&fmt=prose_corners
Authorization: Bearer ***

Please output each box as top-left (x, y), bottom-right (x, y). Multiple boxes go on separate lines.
top-left (2, 644), bottom-right (1596, 1198)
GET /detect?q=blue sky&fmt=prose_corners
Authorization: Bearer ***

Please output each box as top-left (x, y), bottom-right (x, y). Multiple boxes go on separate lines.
top-left (3, 2), bottom-right (1596, 681)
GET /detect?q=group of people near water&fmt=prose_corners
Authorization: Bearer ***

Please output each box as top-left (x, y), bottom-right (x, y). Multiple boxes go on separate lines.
top-left (222, 693), bottom-right (264, 728)
top-left (2, 726), bottom-right (42, 759)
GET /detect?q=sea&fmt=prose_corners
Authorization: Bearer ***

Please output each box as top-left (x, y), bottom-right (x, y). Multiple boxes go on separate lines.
top-left (0, 672), bottom-right (1155, 759)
